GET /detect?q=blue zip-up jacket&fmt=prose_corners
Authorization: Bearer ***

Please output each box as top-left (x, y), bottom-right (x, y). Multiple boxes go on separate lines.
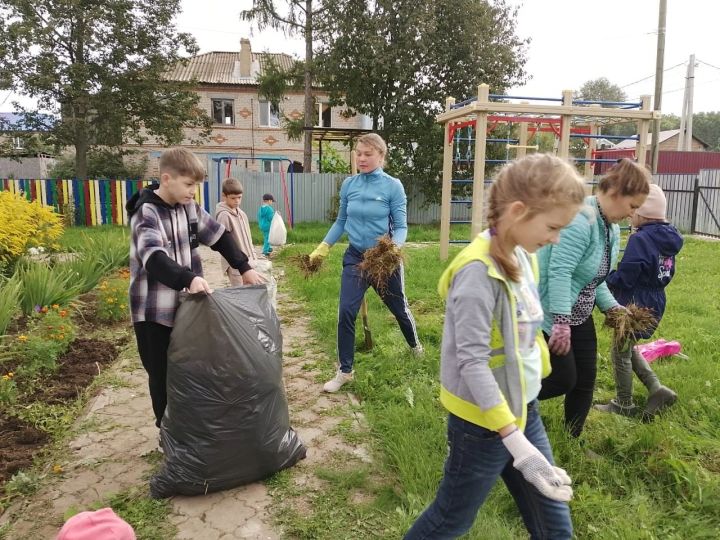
top-left (606, 221), bottom-right (683, 339)
top-left (322, 168), bottom-right (408, 250)
top-left (537, 196), bottom-right (620, 334)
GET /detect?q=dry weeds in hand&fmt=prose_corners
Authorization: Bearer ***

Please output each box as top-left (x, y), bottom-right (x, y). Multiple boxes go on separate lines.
top-left (357, 236), bottom-right (404, 295)
top-left (605, 303), bottom-right (657, 350)
top-left (292, 254), bottom-right (325, 277)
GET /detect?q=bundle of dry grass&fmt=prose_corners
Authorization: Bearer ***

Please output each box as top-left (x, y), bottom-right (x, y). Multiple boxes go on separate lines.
top-left (357, 235), bottom-right (404, 294)
top-left (291, 254), bottom-right (324, 277)
top-left (604, 303), bottom-right (658, 350)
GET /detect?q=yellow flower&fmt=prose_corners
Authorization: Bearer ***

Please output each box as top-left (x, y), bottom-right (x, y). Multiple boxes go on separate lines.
top-left (58, 334), bottom-right (65, 340)
top-left (2, 375), bottom-right (9, 381)
top-left (52, 304), bottom-right (59, 310)
top-left (17, 335), bottom-right (28, 342)
top-left (107, 298), bottom-right (115, 304)
top-left (52, 464), bottom-right (63, 474)
top-left (41, 306), bottom-right (48, 313)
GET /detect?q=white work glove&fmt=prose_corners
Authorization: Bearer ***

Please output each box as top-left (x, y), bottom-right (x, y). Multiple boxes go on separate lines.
top-left (502, 429), bottom-right (573, 502)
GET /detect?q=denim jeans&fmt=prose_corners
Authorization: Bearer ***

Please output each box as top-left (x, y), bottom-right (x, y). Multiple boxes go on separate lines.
top-left (404, 401), bottom-right (572, 540)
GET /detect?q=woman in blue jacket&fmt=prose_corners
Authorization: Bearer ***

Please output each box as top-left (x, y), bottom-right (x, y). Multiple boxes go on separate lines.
top-left (595, 184), bottom-right (682, 419)
top-left (536, 159), bottom-right (650, 437)
top-left (308, 133), bottom-right (421, 393)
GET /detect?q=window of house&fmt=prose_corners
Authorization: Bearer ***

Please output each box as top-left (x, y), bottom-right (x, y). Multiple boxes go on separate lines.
top-left (12, 136), bottom-right (24, 150)
top-left (259, 100), bottom-right (280, 127)
top-left (263, 160), bottom-right (281, 173)
top-left (212, 99), bottom-right (234, 125)
top-left (317, 102), bottom-right (332, 128)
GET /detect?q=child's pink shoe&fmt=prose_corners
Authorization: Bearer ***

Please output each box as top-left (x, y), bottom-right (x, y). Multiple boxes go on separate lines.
top-left (636, 339), bottom-right (682, 363)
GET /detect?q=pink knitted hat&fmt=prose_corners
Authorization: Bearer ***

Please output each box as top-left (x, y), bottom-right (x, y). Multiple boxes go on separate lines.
top-left (56, 508), bottom-right (136, 540)
top-left (636, 183), bottom-right (666, 220)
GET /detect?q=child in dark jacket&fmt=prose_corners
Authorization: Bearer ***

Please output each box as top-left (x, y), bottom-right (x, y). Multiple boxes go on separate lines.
top-left (595, 184), bottom-right (683, 419)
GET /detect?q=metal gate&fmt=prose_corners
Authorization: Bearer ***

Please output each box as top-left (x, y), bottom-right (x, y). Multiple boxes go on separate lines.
top-left (692, 170), bottom-right (720, 237)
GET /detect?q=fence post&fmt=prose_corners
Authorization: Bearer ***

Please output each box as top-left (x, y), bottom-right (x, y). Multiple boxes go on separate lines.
top-left (690, 176), bottom-right (700, 233)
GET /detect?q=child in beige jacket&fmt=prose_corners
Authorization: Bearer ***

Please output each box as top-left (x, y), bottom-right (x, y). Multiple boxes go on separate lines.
top-left (214, 178), bottom-right (277, 306)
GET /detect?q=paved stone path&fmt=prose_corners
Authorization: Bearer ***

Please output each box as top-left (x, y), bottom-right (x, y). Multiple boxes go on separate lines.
top-left (0, 246), bottom-right (369, 539)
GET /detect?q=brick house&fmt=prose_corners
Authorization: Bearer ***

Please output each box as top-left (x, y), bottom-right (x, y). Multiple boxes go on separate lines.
top-left (131, 38), bottom-right (370, 181)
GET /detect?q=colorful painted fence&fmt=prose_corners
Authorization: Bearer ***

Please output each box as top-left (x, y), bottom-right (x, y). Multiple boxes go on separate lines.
top-left (0, 179), bottom-right (211, 226)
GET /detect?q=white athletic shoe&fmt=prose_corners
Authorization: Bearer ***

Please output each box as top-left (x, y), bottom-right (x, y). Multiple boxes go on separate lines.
top-left (411, 344), bottom-right (425, 357)
top-left (323, 370), bottom-right (354, 393)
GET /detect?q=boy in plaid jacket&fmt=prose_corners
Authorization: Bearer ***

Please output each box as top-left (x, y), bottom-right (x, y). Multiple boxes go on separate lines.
top-left (127, 148), bottom-right (263, 430)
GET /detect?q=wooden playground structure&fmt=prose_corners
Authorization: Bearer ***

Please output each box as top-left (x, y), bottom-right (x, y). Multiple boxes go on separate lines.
top-left (436, 83), bottom-right (659, 259)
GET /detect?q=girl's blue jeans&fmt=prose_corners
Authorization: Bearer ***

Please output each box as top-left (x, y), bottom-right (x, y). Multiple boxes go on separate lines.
top-left (404, 401), bottom-right (572, 540)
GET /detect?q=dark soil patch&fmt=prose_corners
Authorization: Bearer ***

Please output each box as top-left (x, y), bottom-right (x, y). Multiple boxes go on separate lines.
top-left (1, 337), bottom-right (122, 486)
top-left (26, 338), bottom-right (119, 404)
top-left (0, 415), bottom-right (49, 483)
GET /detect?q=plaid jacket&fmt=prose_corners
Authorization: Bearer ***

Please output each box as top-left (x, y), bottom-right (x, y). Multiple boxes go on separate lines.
top-left (128, 188), bottom-right (224, 327)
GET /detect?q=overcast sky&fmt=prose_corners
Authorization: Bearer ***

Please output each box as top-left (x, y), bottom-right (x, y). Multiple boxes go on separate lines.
top-left (2, 1), bottom-right (717, 116)
top-left (174, 0), bottom-right (719, 116)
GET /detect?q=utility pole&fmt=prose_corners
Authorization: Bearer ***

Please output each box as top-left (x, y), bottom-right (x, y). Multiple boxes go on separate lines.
top-left (678, 54), bottom-right (696, 151)
top-left (650, 0), bottom-right (667, 172)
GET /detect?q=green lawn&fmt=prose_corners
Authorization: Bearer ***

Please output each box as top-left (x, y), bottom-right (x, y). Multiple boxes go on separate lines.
top-left (278, 237), bottom-right (720, 539)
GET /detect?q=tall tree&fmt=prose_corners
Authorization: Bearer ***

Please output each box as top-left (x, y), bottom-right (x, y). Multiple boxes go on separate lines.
top-left (577, 77), bottom-right (627, 103)
top-left (241, 0), bottom-right (325, 172)
top-left (577, 77), bottom-right (635, 138)
top-left (691, 111), bottom-right (720, 150)
top-left (314, 0), bottom-right (527, 199)
top-left (0, 0), bottom-right (212, 179)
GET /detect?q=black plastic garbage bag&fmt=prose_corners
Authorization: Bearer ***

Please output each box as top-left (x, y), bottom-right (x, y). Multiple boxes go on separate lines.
top-left (150, 285), bottom-right (306, 498)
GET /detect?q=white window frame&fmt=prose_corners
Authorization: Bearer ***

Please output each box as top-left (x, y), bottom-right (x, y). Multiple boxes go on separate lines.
top-left (211, 98), bottom-right (235, 125)
top-left (263, 160), bottom-right (282, 173)
top-left (259, 100), bottom-right (280, 128)
top-left (316, 102), bottom-right (332, 128)
top-left (12, 136), bottom-right (24, 150)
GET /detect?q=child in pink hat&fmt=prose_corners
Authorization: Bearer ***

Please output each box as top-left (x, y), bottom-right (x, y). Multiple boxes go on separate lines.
top-left (596, 184), bottom-right (682, 420)
top-left (56, 508), bottom-right (136, 540)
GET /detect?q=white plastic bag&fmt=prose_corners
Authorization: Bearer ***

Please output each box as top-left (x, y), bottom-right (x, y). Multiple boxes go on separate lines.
top-left (268, 212), bottom-right (287, 246)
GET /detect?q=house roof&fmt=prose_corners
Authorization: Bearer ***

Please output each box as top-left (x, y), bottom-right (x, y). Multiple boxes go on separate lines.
top-left (165, 51), bottom-right (296, 85)
top-left (614, 129), bottom-right (709, 149)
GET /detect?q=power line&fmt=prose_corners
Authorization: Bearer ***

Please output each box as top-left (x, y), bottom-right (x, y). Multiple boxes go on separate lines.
top-left (697, 59), bottom-right (720, 72)
top-left (620, 61), bottom-right (685, 89)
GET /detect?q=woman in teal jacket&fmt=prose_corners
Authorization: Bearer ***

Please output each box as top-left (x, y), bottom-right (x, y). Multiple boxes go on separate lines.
top-left (536, 159), bottom-right (650, 437)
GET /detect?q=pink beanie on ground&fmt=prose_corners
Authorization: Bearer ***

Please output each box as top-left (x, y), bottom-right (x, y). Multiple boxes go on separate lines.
top-left (636, 183), bottom-right (666, 220)
top-left (56, 508), bottom-right (136, 540)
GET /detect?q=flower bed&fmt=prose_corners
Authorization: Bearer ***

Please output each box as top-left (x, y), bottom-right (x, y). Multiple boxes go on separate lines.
top-left (0, 197), bottom-right (132, 500)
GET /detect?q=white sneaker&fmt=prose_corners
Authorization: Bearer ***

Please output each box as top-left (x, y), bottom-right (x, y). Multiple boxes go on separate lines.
top-left (323, 370), bottom-right (354, 393)
top-left (411, 344), bottom-right (425, 357)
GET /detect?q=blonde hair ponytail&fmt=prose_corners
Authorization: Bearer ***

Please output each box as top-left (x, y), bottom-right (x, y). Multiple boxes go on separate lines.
top-left (487, 154), bottom-right (586, 281)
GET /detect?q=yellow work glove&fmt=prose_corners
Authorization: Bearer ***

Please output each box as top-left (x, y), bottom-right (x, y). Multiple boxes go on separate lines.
top-left (309, 241), bottom-right (331, 262)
